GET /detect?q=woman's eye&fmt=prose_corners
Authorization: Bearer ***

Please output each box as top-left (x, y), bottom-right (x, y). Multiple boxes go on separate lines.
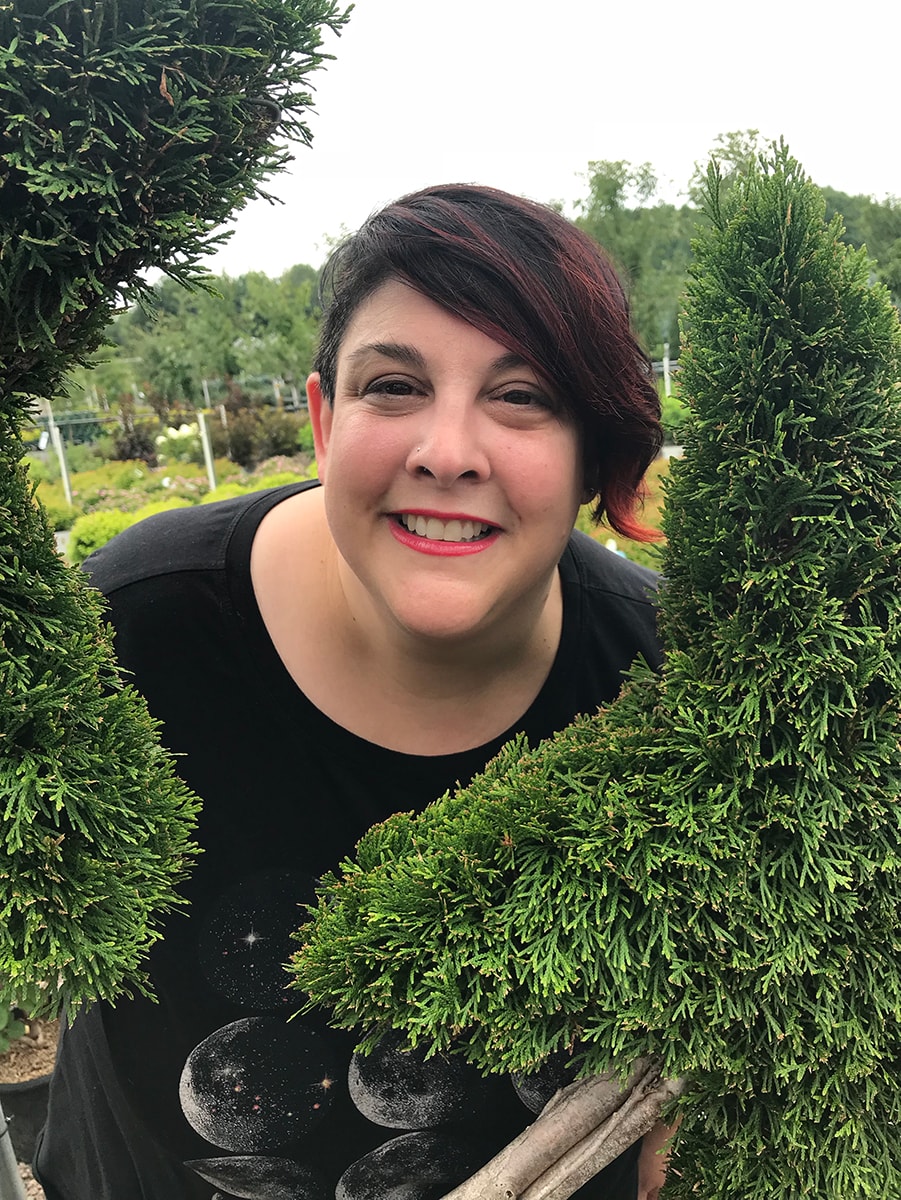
top-left (498, 388), bottom-right (550, 408)
top-left (362, 377), bottom-right (419, 399)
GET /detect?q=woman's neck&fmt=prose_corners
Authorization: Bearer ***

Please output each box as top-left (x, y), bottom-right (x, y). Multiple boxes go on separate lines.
top-left (251, 489), bottom-right (564, 755)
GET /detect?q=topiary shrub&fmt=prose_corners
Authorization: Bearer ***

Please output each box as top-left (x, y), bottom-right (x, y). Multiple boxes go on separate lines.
top-left (0, 0), bottom-right (349, 1022)
top-left (290, 148), bottom-right (901, 1199)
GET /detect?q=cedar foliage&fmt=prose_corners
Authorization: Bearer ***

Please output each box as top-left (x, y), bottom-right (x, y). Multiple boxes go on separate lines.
top-left (1, 0), bottom-right (348, 1015)
top-left (290, 148), bottom-right (901, 1198)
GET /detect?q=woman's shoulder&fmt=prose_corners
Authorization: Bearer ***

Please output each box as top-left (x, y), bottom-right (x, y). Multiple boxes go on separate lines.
top-left (82, 481), bottom-right (319, 597)
top-left (563, 529), bottom-right (660, 607)
top-left (555, 529), bottom-right (663, 680)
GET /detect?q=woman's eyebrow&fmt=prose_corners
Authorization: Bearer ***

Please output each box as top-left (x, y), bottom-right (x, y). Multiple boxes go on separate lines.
top-left (345, 343), bottom-right (533, 375)
top-left (345, 342), bottom-right (426, 369)
top-left (491, 351), bottom-right (531, 373)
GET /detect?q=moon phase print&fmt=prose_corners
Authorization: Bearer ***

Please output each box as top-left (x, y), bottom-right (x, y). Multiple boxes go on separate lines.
top-left (336, 1130), bottom-right (489, 1200)
top-left (348, 1030), bottom-right (499, 1129)
top-left (185, 1155), bottom-right (327, 1200)
top-left (179, 1016), bottom-right (339, 1152)
top-left (512, 1049), bottom-right (580, 1114)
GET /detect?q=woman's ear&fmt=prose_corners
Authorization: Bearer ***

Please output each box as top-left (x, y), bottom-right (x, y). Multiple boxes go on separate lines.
top-left (307, 372), bottom-right (331, 484)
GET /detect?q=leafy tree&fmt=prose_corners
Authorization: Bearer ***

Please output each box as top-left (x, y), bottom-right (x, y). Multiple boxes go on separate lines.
top-left (291, 149), bottom-right (901, 1199)
top-left (686, 128), bottom-right (767, 206)
top-left (822, 187), bottom-right (901, 307)
top-left (231, 268), bottom-right (319, 386)
top-left (574, 161), bottom-right (694, 356)
top-left (0, 0), bottom-right (349, 1025)
top-left (68, 263), bottom-right (321, 416)
top-left (574, 130), bottom-right (900, 368)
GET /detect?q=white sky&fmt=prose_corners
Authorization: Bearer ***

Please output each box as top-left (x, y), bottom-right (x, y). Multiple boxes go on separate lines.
top-left (200, 0), bottom-right (899, 277)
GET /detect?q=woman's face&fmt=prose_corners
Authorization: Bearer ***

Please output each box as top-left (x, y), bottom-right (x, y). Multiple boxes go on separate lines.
top-left (307, 279), bottom-right (584, 647)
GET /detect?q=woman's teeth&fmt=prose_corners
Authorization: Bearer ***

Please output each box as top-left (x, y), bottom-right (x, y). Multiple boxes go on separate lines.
top-left (398, 514), bottom-right (492, 542)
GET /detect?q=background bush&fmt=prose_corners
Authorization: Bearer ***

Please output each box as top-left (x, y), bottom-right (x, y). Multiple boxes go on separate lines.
top-left (68, 510), bottom-right (135, 565)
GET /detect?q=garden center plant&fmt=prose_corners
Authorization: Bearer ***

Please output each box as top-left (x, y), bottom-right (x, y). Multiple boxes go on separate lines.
top-left (291, 148), bottom-right (901, 1199)
top-left (0, 0), bottom-right (349, 1020)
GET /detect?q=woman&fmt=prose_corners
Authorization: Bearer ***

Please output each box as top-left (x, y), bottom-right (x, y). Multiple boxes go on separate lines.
top-left (37, 185), bottom-right (669, 1199)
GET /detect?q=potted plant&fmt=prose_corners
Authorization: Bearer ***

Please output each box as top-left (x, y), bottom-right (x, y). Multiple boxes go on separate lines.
top-left (291, 147), bottom-right (901, 1199)
top-left (0, 1009), bottom-right (57, 1163)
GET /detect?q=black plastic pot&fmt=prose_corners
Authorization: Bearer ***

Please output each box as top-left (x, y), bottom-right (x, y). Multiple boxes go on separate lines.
top-left (0, 1073), bottom-right (51, 1162)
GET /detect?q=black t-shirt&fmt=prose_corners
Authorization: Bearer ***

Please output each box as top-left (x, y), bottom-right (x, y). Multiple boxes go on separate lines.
top-left (36, 482), bottom-right (662, 1200)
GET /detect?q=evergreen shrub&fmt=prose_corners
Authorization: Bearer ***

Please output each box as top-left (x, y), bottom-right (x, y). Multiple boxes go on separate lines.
top-left (38, 494), bottom-right (80, 533)
top-left (290, 149), bottom-right (901, 1199)
top-left (1, 0), bottom-right (349, 1016)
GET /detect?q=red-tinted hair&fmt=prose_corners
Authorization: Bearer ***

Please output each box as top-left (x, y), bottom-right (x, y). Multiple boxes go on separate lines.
top-left (313, 184), bottom-right (662, 540)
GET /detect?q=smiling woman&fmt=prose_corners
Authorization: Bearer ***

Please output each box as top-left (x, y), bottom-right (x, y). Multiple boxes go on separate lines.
top-left (39, 185), bottom-right (667, 1200)
top-left (303, 280), bottom-right (584, 685)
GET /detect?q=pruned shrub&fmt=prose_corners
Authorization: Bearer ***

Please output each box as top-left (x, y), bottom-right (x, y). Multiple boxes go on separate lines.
top-left (291, 149), bottom-right (901, 1199)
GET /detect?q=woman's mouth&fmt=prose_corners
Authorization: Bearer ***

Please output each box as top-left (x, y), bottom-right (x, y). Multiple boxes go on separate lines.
top-left (395, 514), bottom-right (495, 543)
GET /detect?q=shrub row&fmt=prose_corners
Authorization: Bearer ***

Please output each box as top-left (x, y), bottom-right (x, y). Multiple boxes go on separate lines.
top-left (65, 470), bottom-right (316, 563)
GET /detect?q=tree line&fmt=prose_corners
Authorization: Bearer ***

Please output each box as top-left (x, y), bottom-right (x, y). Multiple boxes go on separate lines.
top-left (60, 131), bottom-right (901, 416)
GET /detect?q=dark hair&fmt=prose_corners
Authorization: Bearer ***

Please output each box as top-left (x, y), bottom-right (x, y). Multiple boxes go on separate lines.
top-left (313, 184), bottom-right (662, 540)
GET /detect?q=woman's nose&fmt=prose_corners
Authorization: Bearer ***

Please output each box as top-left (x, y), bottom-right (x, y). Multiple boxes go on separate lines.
top-left (405, 398), bottom-right (490, 486)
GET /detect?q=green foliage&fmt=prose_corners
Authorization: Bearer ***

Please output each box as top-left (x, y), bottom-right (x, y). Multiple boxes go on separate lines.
top-left (574, 161), bottom-right (695, 356)
top-left (38, 493), bottom-right (80, 532)
top-left (23, 455), bottom-right (51, 485)
top-left (1, 441), bottom-right (202, 1013)
top-left (686, 129), bottom-right (767, 208)
top-left (1, 0), bottom-right (350, 1015)
top-left (200, 481), bottom-right (252, 504)
top-left (660, 389), bottom-right (688, 444)
top-left (210, 405), bottom-right (308, 467)
top-left (253, 471), bottom-right (309, 489)
top-left (198, 467), bottom-right (311, 505)
top-left (575, 131), bottom-right (900, 359)
top-left (0, 0), bottom-right (350, 413)
top-left (63, 264), bottom-right (321, 414)
top-left (55, 439), bottom-right (104, 473)
top-left (131, 496), bottom-right (195, 521)
top-left (290, 150), bottom-right (901, 1198)
top-left (67, 509), bottom-right (136, 565)
top-left (0, 1005), bottom-right (26, 1055)
top-left (822, 186), bottom-right (901, 308)
top-left (68, 498), bottom-right (195, 563)
top-left (296, 419), bottom-right (315, 453)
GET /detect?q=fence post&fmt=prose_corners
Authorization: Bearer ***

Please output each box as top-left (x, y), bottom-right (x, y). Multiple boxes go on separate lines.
top-left (46, 407), bottom-right (73, 507)
top-left (197, 410), bottom-right (217, 493)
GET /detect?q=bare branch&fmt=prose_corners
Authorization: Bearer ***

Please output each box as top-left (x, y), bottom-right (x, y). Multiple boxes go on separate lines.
top-left (440, 1059), bottom-right (684, 1200)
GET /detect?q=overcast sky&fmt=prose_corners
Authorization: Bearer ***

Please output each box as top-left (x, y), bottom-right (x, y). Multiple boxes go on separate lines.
top-left (199, 0), bottom-right (899, 277)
